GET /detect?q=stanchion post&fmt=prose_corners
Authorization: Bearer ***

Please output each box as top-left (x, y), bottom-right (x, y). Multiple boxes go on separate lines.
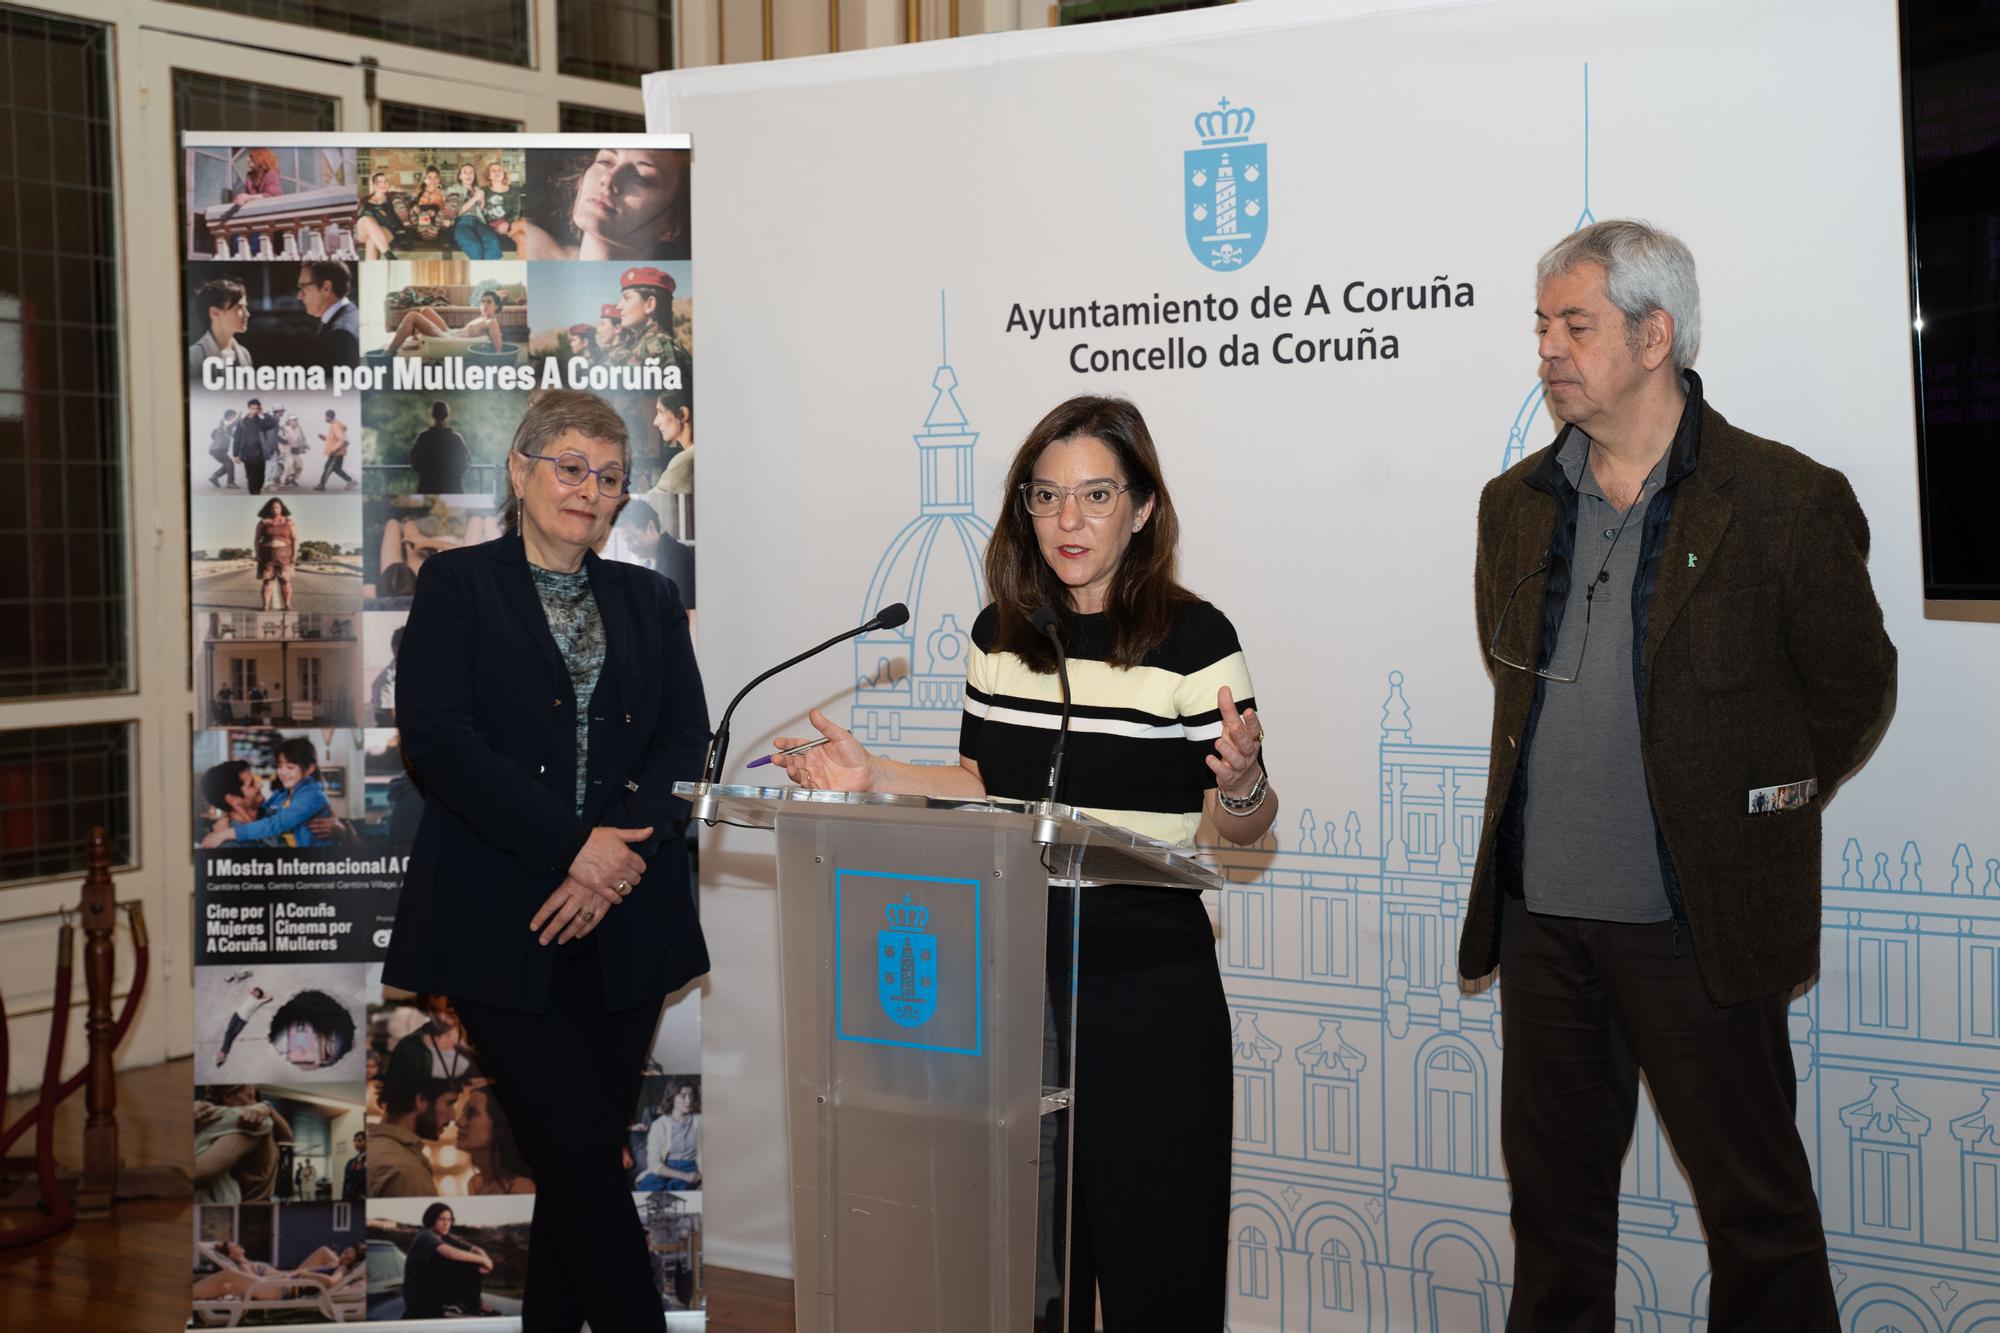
top-left (76, 826), bottom-right (117, 1218)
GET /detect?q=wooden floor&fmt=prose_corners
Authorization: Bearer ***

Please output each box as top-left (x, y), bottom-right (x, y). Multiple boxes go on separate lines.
top-left (705, 1266), bottom-right (797, 1331)
top-left (0, 1057), bottom-right (195, 1333)
top-left (0, 1058), bottom-right (800, 1331)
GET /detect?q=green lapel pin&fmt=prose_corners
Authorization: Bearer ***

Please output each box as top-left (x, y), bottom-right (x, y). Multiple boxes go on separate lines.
top-left (1687, 552), bottom-right (1697, 568)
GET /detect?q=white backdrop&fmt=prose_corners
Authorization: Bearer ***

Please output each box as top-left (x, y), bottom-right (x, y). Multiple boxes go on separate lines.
top-left (648, 3), bottom-right (2000, 1329)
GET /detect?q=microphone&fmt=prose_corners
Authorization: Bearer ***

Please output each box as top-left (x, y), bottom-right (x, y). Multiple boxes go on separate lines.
top-left (1031, 607), bottom-right (1072, 845)
top-left (690, 603), bottom-right (910, 823)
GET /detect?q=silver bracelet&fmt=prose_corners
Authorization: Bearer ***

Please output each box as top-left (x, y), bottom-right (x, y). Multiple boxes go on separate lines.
top-left (1218, 766), bottom-right (1268, 817)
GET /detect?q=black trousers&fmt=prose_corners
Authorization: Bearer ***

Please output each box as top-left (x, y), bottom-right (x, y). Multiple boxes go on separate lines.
top-left (1061, 887), bottom-right (1232, 1333)
top-left (456, 947), bottom-right (665, 1333)
top-left (242, 456), bottom-right (265, 495)
top-left (316, 454), bottom-right (352, 487)
top-left (1498, 894), bottom-right (1837, 1333)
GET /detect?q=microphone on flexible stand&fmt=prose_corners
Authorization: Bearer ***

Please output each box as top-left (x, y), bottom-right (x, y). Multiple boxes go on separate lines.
top-left (688, 602), bottom-right (911, 824)
top-left (1030, 607), bottom-right (1072, 846)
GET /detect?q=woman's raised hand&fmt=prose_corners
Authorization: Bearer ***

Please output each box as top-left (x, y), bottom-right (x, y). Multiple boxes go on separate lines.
top-left (771, 709), bottom-right (875, 792)
top-left (1205, 685), bottom-right (1265, 798)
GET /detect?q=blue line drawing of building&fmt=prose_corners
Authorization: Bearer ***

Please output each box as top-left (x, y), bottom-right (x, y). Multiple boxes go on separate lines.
top-left (1205, 669), bottom-right (2000, 1332)
top-left (1503, 64), bottom-right (1596, 474)
top-left (849, 293), bottom-right (993, 763)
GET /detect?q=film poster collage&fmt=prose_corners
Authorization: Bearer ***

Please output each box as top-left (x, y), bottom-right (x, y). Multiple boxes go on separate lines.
top-left (184, 139), bottom-right (703, 1325)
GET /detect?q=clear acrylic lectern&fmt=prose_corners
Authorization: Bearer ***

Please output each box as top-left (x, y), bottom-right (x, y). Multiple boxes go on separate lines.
top-left (673, 783), bottom-right (1221, 1333)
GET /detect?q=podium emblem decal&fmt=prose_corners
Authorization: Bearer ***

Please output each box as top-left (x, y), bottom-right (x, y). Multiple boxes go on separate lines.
top-left (1185, 97), bottom-right (1267, 271)
top-left (877, 895), bottom-right (938, 1028)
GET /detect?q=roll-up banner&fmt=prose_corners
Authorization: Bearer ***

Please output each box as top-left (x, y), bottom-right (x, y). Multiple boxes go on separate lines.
top-left (183, 133), bottom-right (703, 1326)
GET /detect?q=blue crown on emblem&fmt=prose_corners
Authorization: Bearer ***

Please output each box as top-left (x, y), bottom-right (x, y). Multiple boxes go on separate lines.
top-left (884, 895), bottom-right (928, 930)
top-left (1194, 98), bottom-right (1255, 145)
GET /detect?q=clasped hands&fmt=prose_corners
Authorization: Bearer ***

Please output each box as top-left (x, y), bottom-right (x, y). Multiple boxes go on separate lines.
top-left (529, 825), bottom-right (653, 946)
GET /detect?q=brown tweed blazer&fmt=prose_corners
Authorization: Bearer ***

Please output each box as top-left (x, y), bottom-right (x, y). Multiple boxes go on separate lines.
top-left (1459, 401), bottom-right (1897, 1006)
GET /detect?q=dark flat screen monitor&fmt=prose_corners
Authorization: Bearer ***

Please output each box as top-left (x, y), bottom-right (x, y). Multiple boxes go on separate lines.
top-left (1904, 2), bottom-right (2000, 600)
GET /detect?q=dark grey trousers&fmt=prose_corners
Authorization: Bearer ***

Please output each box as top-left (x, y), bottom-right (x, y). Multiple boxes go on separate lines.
top-left (1499, 893), bottom-right (1837, 1333)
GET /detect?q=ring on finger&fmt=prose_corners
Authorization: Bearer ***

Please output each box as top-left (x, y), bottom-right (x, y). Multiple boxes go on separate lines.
top-left (616, 879), bottom-right (631, 896)
top-left (581, 907), bottom-right (596, 923)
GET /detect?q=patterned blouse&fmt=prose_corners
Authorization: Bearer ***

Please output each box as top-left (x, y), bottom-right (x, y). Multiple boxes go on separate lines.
top-left (529, 564), bottom-right (605, 813)
top-left (475, 185), bottom-right (521, 227)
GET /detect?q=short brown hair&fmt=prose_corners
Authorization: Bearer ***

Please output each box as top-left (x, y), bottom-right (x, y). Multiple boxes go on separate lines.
top-left (984, 395), bottom-right (1190, 672)
top-left (500, 389), bottom-right (630, 533)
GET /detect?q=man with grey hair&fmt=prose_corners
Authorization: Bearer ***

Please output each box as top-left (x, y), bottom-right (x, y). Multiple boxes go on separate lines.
top-left (1461, 219), bottom-right (1895, 1331)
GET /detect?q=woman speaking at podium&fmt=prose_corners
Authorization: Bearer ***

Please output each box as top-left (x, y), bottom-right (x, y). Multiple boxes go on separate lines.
top-left (387, 389), bottom-right (710, 1331)
top-left (773, 394), bottom-right (1278, 1331)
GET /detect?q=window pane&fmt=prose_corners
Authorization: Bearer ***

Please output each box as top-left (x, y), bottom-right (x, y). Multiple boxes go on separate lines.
top-left (560, 0), bottom-right (673, 87)
top-left (0, 5), bottom-right (126, 699)
top-left (560, 102), bottom-right (647, 135)
top-left (174, 74), bottom-right (344, 262)
top-left (165, 0), bottom-right (529, 68)
top-left (0, 721), bottom-right (135, 882)
top-left (378, 102), bottom-right (522, 135)
top-left (173, 71), bottom-right (342, 137)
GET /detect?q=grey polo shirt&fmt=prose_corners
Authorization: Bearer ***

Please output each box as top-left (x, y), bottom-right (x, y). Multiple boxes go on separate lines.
top-left (1519, 430), bottom-right (1673, 922)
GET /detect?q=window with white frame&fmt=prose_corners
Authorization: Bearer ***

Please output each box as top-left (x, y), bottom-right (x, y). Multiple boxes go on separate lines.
top-left (1840, 1076), bottom-right (1930, 1243)
top-left (1853, 933), bottom-right (1914, 1033)
top-left (1421, 1042), bottom-right (1483, 1176)
top-left (1305, 891), bottom-right (1352, 980)
top-left (1968, 943), bottom-right (2000, 1043)
top-left (1236, 1225), bottom-right (1271, 1299)
top-left (1317, 1238), bottom-right (1356, 1311)
top-left (1223, 883), bottom-right (1268, 973)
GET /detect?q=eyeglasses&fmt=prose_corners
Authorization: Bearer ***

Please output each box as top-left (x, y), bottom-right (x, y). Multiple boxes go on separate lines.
top-left (1019, 480), bottom-right (1132, 518)
top-left (524, 451), bottom-right (628, 495)
top-left (1487, 563), bottom-right (1589, 683)
top-left (1488, 494), bottom-right (1642, 683)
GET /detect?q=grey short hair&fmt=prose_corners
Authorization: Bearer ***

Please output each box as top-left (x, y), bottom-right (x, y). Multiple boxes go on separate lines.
top-left (500, 389), bottom-right (631, 533)
top-left (1536, 219), bottom-right (1700, 372)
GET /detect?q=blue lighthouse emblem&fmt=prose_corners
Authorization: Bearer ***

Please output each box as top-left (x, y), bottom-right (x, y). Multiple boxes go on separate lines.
top-left (877, 895), bottom-right (938, 1028)
top-left (1185, 97), bottom-right (1267, 270)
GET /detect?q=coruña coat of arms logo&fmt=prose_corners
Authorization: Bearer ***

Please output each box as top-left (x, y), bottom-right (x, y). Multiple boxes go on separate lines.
top-left (1185, 97), bottom-right (1267, 270)
top-left (877, 895), bottom-right (938, 1028)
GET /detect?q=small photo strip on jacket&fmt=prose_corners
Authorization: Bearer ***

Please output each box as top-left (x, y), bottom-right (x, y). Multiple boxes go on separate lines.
top-left (1747, 777), bottom-right (1817, 815)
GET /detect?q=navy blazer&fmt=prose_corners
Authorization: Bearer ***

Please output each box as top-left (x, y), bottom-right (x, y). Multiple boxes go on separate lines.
top-left (383, 532), bottom-right (710, 1013)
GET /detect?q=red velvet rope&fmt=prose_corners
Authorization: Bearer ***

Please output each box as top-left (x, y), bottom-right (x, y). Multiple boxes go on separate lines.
top-left (0, 925), bottom-right (77, 1247)
top-left (0, 915), bottom-right (148, 1157)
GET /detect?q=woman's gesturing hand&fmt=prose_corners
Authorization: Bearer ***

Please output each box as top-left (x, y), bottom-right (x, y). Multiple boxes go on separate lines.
top-left (568, 825), bottom-right (651, 902)
top-left (1205, 685), bottom-right (1264, 797)
top-left (771, 709), bottom-right (876, 792)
